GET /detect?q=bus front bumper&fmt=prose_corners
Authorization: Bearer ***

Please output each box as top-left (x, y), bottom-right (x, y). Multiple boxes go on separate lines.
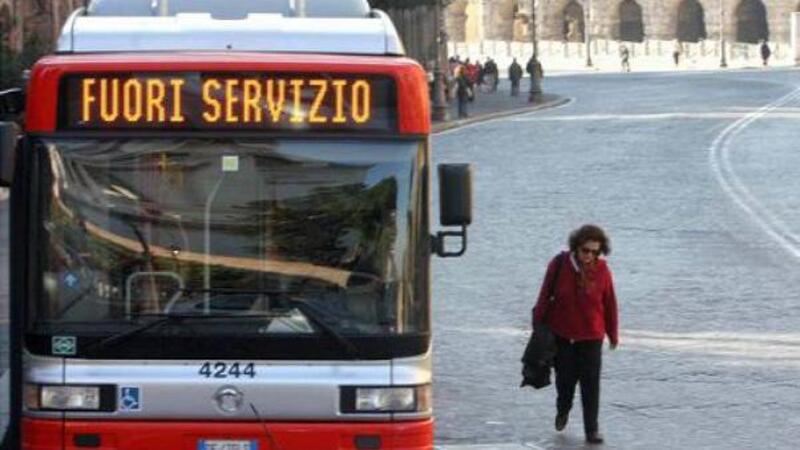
top-left (22, 417), bottom-right (434, 450)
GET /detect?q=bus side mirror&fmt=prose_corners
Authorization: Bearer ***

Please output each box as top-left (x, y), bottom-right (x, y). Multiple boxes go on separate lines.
top-left (0, 122), bottom-right (18, 187)
top-left (0, 88), bottom-right (25, 119)
top-left (434, 164), bottom-right (473, 258)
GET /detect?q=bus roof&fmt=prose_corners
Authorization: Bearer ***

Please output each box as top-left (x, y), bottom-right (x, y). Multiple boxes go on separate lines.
top-left (86, 0), bottom-right (371, 19)
top-left (57, 4), bottom-right (404, 56)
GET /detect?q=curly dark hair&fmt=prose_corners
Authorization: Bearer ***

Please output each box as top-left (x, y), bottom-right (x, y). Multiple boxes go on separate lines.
top-left (568, 224), bottom-right (611, 256)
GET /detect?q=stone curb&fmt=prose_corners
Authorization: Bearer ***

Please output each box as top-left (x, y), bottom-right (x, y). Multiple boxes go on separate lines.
top-left (432, 95), bottom-right (570, 134)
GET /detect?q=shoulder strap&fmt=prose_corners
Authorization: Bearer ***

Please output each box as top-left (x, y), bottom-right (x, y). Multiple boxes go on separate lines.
top-left (547, 252), bottom-right (565, 299)
top-left (542, 252), bottom-right (566, 323)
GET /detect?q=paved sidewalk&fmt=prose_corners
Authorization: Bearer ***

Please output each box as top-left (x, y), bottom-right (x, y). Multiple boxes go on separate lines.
top-left (433, 80), bottom-right (567, 133)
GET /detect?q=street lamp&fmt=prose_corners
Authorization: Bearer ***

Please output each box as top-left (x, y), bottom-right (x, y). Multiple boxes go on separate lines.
top-left (585, 0), bottom-right (593, 67)
top-left (720, 0), bottom-right (728, 68)
top-left (432, 0), bottom-right (449, 121)
top-left (528, 0), bottom-right (543, 103)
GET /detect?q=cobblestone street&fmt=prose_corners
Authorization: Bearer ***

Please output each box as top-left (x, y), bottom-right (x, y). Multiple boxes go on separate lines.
top-left (432, 68), bottom-right (800, 449)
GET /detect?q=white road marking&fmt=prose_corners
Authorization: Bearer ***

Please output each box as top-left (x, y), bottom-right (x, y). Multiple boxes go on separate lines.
top-left (440, 326), bottom-right (800, 366)
top-left (708, 86), bottom-right (800, 260)
top-left (622, 330), bottom-right (800, 366)
top-left (510, 111), bottom-right (800, 122)
top-left (433, 98), bottom-right (576, 138)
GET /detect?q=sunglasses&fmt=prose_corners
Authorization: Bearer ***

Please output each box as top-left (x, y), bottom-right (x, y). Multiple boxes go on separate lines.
top-left (579, 247), bottom-right (601, 256)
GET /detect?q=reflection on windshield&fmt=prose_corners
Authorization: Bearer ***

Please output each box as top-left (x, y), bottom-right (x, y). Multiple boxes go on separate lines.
top-left (35, 138), bottom-right (428, 337)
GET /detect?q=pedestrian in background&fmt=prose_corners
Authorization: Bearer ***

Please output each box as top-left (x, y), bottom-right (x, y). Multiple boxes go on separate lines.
top-left (672, 40), bottom-right (682, 67)
top-left (528, 57), bottom-right (544, 101)
top-left (463, 58), bottom-right (478, 102)
top-left (532, 224), bottom-right (619, 445)
top-left (476, 60), bottom-right (485, 91)
top-left (760, 40), bottom-right (771, 66)
top-left (620, 45), bottom-right (631, 72)
top-left (525, 56), bottom-right (537, 89)
top-left (447, 56), bottom-right (461, 101)
top-left (455, 66), bottom-right (471, 119)
top-left (509, 58), bottom-right (523, 96)
top-left (485, 58), bottom-right (499, 93)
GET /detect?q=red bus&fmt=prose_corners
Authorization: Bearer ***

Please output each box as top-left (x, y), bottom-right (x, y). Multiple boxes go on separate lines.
top-left (0, 1), bottom-right (472, 449)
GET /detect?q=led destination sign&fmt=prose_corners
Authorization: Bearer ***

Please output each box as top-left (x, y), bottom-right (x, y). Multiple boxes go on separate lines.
top-left (61, 73), bottom-right (398, 132)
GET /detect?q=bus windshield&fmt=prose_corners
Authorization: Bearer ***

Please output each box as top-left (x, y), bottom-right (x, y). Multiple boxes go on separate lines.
top-left (31, 138), bottom-right (429, 346)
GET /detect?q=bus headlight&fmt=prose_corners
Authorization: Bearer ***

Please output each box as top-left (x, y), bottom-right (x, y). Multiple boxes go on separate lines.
top-left (357, 387), bottom-right (414, 412)
top-left (27, 385), bottom-right (102, 411)
top-left (342, 385), bottom-right (431, 413)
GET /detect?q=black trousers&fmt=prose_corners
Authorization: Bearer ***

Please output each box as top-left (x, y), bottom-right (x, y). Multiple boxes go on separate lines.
top-left (457, 96), bottom-right (469, 118)
top-left (554, 337), bottom-right (603, 434)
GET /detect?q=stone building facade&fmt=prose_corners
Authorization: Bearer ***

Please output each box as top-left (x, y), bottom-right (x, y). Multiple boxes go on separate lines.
top-left (1, 0), bottom-right (82, 52)
top-left (447, 0), bottom-right (799, 45)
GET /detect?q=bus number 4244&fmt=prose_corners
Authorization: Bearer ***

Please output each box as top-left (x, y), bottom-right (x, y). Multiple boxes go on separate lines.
top-left (199, 362), bottom-right (256, 379)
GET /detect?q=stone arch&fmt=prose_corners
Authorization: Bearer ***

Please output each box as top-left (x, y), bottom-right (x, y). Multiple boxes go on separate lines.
top-left (618, 0), bottom-right (644, 42)
top-left (562, 0), bottom-right (585, 42)
top-left (677, 0), bottom-right (706, 42)
top-left (735, 0), bottom-right (768, 43)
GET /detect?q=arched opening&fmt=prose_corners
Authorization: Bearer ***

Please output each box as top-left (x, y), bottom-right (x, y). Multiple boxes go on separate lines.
top-left (677, 0), bottom-right (707, 42)
top-left (735, 0), bottom-right (768, 44)
top-left (562, 1), bottom-right (585, 42)
top-left (619, 0), bottom-right (644, 42)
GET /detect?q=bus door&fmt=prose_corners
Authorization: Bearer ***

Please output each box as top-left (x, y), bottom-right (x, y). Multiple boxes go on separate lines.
top-left (0, 180), bottom-right (9, 448)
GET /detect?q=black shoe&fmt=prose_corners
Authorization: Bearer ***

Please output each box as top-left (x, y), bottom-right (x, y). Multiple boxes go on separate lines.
top-left (555, 412), bottom-right (568, 431)
top-left (586, 431), bottom-right (604, 444)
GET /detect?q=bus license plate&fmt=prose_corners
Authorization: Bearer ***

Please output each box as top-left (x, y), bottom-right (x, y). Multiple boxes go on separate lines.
top-left (198, 440), bottom-right (257, 450)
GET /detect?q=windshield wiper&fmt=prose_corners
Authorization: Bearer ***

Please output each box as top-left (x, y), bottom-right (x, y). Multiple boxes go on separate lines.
top-left (283, 297), bottom-right (361, 360)
top-left (84, 313), bottom-right (278, 355)
top-left (182, 288), bottom-right (362, 359)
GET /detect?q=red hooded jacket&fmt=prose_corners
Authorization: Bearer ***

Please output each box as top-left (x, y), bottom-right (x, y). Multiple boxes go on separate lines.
top-left (533, 252), bottom-right (619, 345)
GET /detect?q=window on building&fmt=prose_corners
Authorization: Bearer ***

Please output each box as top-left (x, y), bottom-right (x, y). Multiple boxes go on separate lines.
top-left (735, 0), bottom-right (769, 44)
top-left (619, 0), bottom-right (644, 43)
top-left (677, 0), bottom-right (707, 43)
top-left (562, 1), bottom-right (585, 43)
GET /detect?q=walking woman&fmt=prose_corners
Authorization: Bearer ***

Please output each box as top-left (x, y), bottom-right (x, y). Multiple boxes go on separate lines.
top-left (532, 224), bottom-right (619, 444)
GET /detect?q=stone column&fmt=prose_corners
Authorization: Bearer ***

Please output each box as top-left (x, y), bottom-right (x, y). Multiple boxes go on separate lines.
top-left (465, 0), bottom-right (484, 42)
top-left (646, 0), bottom-right (672, 40)
top-left (484, 0), bottom-right (515, 41)
top-left (792, 12), bottom-right (800, 64)
top-left (771, 1), bottom-right (795, 45)
top-left (594, 0), bottom-right (616, 40)
top-left (446, 0), bottom-right (468, 42)
top-left (1, 0), bottom-right (22, 52)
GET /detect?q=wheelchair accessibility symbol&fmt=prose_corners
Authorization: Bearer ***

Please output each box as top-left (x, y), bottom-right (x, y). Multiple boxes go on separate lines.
top-left (119, 387), bottom-right (142, 411)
